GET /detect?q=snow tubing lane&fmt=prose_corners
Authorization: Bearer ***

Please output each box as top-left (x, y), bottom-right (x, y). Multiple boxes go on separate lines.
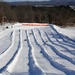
top-left (0, 30), bottom-right (21, 73)
top-left (26, 30), bottom-right (43, 75)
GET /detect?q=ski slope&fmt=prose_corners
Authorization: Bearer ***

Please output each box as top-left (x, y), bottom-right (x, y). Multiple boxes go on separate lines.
top-left (0, 23), bottom-right (75, 75)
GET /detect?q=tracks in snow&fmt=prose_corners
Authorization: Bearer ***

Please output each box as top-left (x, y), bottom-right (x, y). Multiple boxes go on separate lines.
top-left (0, 31), bottom-right (13, 55)
top-left (30, 29), bottom-right (66, 75)
top-left (0, 25), bottom-right (75, 75)
top-left (6, 30), bottom-right (29, 75)
top-left (32, 28), bottom-right (75, 75)
top-left (27, 30), bottom-right (43, 75)
top-left (45, 26), bottom-right (75, 62)
top-left (0, 30), bottom-right (20, 74)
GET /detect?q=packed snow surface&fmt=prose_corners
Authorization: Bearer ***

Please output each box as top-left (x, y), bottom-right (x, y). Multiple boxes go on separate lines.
top-left (0, 23), bottom-right (75, 75)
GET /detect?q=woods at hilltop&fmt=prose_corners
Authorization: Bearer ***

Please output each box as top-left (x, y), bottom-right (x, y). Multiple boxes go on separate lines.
top-left (0, 2), bottom-right (75, 26)
top-left (0, 2), bottom-right (17, 24)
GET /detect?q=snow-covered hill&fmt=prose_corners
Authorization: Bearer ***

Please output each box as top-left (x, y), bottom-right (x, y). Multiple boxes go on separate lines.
top-left (0, 23), bottom-right (75, 75)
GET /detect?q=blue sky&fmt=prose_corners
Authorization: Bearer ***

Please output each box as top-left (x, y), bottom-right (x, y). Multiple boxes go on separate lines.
top-left (4, 0), bottom-right (50, 2)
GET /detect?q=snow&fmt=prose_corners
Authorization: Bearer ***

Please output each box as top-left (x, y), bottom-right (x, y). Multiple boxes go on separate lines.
top-left (0, 31), bottom-right (12, 55)
top-left (53, 24), bottom-right (75, 40)
top-left (0, 23), bottom-right (75, 75)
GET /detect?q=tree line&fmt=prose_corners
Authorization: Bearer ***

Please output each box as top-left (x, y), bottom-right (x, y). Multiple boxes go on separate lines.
top-left (0, 2), bottom-right (75, 26)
